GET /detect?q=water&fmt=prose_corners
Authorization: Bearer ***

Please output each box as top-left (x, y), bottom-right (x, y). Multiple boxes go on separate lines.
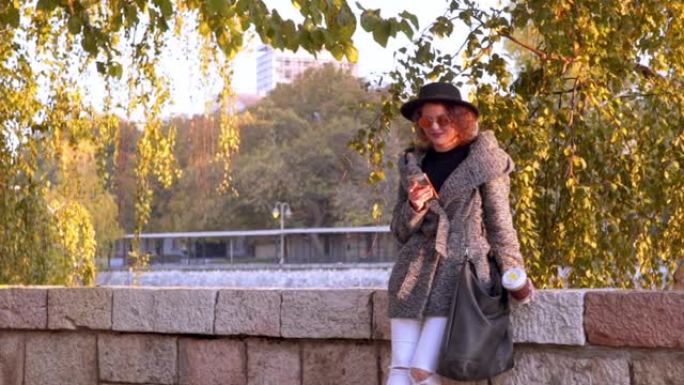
top-left (96, 263), bottom-right (393, 288)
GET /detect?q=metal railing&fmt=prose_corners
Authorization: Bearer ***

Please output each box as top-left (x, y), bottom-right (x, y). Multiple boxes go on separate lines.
top-left (108, 226), bottom-right (397, 268)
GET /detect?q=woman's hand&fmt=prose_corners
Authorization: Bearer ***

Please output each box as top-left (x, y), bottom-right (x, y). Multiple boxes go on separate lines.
top-left (408, 182), bottom-right (436, 211)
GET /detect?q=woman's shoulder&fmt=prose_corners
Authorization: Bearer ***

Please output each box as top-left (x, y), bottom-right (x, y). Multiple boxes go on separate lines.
top-left (395, 146), bottom-right (427, 178)
top-left (471, 130), bottom-right (515, 175)
top-left (473, 130), bottom-right (503, 150)
top-left (396, 145), bottom-right (426, 165)
top-left (399, 144), bottom-right (428, 156)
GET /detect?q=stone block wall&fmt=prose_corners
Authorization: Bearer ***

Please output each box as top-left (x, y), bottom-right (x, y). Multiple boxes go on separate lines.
top-left (0, 287), bottom-right (682, 385)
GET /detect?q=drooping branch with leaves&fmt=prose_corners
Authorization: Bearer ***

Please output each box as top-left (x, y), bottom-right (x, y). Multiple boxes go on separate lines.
top-left (353, 0), bottom-right (684, 288)
top-left (0, 0), bottom-right (416, 284)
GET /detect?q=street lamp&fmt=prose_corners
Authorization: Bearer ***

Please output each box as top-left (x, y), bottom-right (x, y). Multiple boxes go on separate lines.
top-left (272, 201), bottom-right (292, 264)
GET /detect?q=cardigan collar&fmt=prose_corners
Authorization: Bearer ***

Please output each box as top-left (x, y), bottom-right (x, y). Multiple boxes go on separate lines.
top-left (401, 130), bottom-right (514, 196)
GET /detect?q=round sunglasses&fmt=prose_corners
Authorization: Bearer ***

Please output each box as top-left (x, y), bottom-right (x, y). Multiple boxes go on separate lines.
top-left (417, 114), bottom-right (452, 130)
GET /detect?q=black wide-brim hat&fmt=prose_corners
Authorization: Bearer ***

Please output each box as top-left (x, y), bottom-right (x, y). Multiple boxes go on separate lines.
top-left (400, 82), bottom-right (479, 121)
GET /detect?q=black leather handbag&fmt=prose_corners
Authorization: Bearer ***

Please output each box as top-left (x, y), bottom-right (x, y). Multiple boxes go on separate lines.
top-left (436, 252), bottom-right (514, 381)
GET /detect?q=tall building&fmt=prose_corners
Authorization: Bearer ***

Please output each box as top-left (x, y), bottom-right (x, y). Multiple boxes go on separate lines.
top-left (256, 46), bottom-right (358, 95)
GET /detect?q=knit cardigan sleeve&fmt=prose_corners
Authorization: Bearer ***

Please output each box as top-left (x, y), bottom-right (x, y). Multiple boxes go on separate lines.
top-left (481, 173), bottom-right (525, 271)
top-left (390, 183), bottom-right (429, 244)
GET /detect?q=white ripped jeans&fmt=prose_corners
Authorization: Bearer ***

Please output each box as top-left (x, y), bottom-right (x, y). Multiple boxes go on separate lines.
top-left (387, 317), bottom-right (448, 385)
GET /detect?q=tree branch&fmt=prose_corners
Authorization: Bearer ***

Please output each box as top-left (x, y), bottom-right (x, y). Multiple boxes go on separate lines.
top-left (499, 32), bottom-right (575, 64)
top-left (499, 32), bottom-right (548, 60)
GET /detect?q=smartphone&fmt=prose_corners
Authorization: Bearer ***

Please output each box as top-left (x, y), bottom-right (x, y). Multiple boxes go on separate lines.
top-left (408, 173), bottom-right (438, 199)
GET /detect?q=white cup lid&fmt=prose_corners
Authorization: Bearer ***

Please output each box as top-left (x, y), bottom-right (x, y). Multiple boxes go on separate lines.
top-left (502, 267), bottom-right (527, 289)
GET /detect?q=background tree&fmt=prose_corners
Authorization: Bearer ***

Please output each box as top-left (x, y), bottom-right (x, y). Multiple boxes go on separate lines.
top-left (231, 66), bottom-right (404, 229)
top-left (49, 140), bottom-right (124, 268)
top-left (143, 66), bottom-right (412, 232)
top-left (113, 121), bottom-right (141, 233)
top-left (146, 113), bottom-right (231, 231)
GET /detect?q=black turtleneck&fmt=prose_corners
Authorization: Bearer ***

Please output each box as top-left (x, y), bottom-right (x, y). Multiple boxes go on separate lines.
top-left (421, 142), bottom-right (472, 192)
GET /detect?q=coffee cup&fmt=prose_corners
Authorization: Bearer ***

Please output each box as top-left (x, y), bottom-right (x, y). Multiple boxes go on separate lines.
top-left (502, 267), bottom-right (533, 304)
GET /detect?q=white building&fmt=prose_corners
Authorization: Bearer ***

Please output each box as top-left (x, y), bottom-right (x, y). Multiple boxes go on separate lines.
top-left (256, 46), bottom-right (358, 95)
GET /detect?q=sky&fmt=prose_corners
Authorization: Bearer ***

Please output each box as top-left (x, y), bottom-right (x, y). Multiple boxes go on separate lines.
top-left (85, 1), bottom-right (500, 119)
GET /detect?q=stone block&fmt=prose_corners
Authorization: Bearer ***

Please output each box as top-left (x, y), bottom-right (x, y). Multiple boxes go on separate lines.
top-left (301, 341), bottom-right (377, 385)
top-left (0, 288), bottom-right (47, 329)
top-left (247, 338), bottom-right (300, 385)
top-left (25, 332), bottom-right (97, 385)
top-left (48, 288), bottom-right (112, 330)
top-left (111, 287), bottom-right (155, 332)
top-left (113, 288), bottom-right (216, 334)
top-left (0, 332), bottom-right (24, 385)
top-left (154, 288), bottom-right (216, 334)
top-left (632, 353), bottom-right (684, 385)
top-left (372, 290), bottom-right (390, 340)
top-left (585, 290), bottom-right (684, 348)
top-left (281, 289), bottom-right (373, 339)
top-left (179, 338), bottom-right (246, 385)
top-left (511, 289), bottom-right (586, 345)
top-left (98, 333), bottom-right (177, 384)
top-left (215, 289), bottom-right (280, 336)
top-left (493, 348), bottom-right (629, 385)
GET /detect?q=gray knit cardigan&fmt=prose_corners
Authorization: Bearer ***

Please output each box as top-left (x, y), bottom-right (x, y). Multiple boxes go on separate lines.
top-left (387, 130), bottom-right (525, 319)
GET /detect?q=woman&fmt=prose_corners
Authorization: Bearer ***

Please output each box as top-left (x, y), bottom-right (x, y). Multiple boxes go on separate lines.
top-left (386, 82), bottom-right (528, 385)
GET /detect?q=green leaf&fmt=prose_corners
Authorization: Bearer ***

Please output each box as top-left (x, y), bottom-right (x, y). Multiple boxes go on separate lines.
top-left (329, 43), bottom-right (344, 60)
top-left (282, 20), bottom-right (298, 51)
top-left (387, 19), bottom-right (399, 37)
top-left (372, 21), bottom-right (391, 47)
top-left (335, 3), bottom-right (356, 39)
top-left (399, 19), bottom-right (414, 39)
top-left (123, 4), bottom-right (139, 27)
top-left (415, 42), bottom-right (432, 63)
top-left (311, 29), bottom-right (325, 46)
top-left (148, 8), bottom-right (158, 25)
top-left (155, 0), bottom-right (173, 18)
top-left (360, 9), bottom-right (379, 32)
top-left (206, 0), bottom-right (227, 14)
top-left (399, 10), bottom-right (419, 30)
top-left (344, 43), bottom-right (358, 63)
top-left (67, 15), bottom-right (83, 34)
top-left (430, 16), bottom-right (454, 37)
top-left (96, 61), bottom-right (106, 74)
top-left (108, 62), bottom-right (123, 79)
top-left (371, 203), bottom-right (382, 219)
top-left (1, 5), bottom-right (20, 28)
top-left (81, 30), bottom-right (98, 55)
top-left (36, 0), bottom-right (58, 12)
